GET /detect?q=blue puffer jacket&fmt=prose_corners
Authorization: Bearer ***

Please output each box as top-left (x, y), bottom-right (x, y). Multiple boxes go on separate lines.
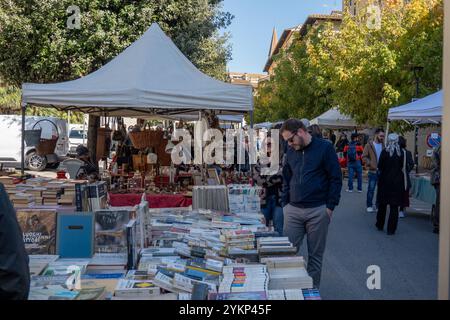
top-left (282, 137), bottom-right (343, 211)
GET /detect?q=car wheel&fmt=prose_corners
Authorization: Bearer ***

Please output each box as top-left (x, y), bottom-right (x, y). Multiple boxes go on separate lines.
top-left (26, 151), bottom-right (48, 171)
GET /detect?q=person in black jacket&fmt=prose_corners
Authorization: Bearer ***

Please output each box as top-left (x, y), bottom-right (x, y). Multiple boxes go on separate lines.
top-left (376, 133), bottom-right (405, 235)
top-left (398, 136), bottom-right (415, 218)
top-left (431, 145), bottom-right (441, 234)
top-left (280, 119), bottom-right (342, 288)
top-left (0, 183), bottom-right (30, 300)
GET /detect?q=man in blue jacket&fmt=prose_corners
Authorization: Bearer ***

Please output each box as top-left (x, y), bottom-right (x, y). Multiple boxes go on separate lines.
top-left (0, 182), bottom-right (30, 300)
top-left (280, 119), bottom-right (342, 288)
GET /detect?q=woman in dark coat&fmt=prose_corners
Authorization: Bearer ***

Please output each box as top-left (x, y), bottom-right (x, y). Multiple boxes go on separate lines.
top-left (376, 133), bottom-right (405, 235)
top-left (398, 136), bottom-right (415, 218)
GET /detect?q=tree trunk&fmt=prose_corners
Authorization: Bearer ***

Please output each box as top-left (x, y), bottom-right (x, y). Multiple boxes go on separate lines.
top-left (87, 115), bottom-right (100, 163)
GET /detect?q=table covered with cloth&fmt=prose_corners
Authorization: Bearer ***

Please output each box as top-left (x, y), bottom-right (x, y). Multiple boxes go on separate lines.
top-left (409, 175), bottom-right (436, 205)
top-left (108, 193), bottom-right (192, 208)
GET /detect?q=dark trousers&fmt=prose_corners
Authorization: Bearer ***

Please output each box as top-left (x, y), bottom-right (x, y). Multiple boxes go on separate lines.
top-left (432, 185), bottom-right (440, 230)
top-left (376, 204), bottom-right (399, 234)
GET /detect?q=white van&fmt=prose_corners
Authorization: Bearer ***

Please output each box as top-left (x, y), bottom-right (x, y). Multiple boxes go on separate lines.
top-left (68, 124), bottom-right (88, 156)
top-left (0, 115), bottom-right (69, 171)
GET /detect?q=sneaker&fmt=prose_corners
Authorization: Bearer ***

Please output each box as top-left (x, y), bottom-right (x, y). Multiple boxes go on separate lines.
top-left (357, 190), bottom-right (363, 193)
top-left (346, 189), bottom-right (353, 193)
top-left (399, 211), bottom-right (405, 218)
top-left (367, 207), bottom-right (374, 213)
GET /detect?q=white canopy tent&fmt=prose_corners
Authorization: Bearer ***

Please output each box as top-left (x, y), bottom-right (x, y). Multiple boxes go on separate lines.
top-left (387, 90), bottom-right (443, 124)
top-left (21, 23), bottom-right (253, 116)
top-left (310, 107), bottom-right (357, 129)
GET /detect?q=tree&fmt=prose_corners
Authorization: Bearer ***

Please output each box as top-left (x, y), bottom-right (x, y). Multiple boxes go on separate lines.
top-left (254, 23), bottom-right (335, 123)
top-left (254, 0), bottom-right (443, 127)
top-left (0, 0), bottom-right (233, 111)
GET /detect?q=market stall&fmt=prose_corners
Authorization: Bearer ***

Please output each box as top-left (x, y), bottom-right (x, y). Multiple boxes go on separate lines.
top-left (20, 22), bottom-right (254, 205)
top-left (387, 90), bottom-right (442, 205)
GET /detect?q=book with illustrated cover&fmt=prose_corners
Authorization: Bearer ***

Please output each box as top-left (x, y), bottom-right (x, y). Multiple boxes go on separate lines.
top-left (94, 210), bottom-right (131, 254)
top-left (114, 279), bottom-right (160, 297)
top-left (16, 209), bottom-right (57, 255)
top-left (75, 287), bottom-right (107, 300)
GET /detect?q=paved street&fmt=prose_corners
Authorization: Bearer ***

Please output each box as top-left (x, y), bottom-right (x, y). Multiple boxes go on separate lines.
top-left (311, 180), bottom-right (439, 300)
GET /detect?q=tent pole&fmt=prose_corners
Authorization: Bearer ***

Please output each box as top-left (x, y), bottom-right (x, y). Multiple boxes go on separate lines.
top-left (414, 125), bottom-right (419, 173)
top-left (21, 101), bottom-right (27, 176)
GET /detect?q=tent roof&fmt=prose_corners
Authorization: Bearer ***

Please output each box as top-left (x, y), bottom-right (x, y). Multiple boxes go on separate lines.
top-left (22, 24), bottom-right (253, 116)
top-left (388, 90), bottom-right (442, 124)
top-left (310, 107), bottom-right (357, 129)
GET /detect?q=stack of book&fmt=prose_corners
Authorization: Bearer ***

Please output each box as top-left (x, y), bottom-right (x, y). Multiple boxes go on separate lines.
top-left (192, 186), bottom-right (229, 212)
top-left (42, 259), bottom-right (91, 276)
top-left (220, 229), bottom-right (256, 252)
top-left (257, 237), bottom-right (297, 257)
top-left (262, 256), bottom-right (313, 290)
top-left (11, 192), bottom-right (35, 207)
top-left (59, 183), bottom-right (76, 206)
top-left (28, 255), bottom-right (60, 276)
top-left (267, 289), bottom-right (305, 300)
top-left (42, 188), bottom-right (61, 206)
top-left (227, 184), bottom-right (263, 215)
top-left (218, 264), bottom-right (268, 293)
top-left (87, 253), bottom-right (128, 273)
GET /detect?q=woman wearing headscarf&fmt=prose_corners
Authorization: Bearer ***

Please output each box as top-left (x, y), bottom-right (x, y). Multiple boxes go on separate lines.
top-left (375, 133), bottom-right (405, 235)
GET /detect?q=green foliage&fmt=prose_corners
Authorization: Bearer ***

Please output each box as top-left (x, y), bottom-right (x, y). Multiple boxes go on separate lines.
top-left (255, 0), bottom-right (443, 127)
top-left (0, 0), bottom-right (233, 112)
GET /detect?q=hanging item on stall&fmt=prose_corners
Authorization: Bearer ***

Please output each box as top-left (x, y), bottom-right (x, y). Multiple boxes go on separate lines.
top-left (128, 123), bottom-right (164, 150)
top-left (33, 119), bottom-right (59, 156)
top-left (96, 125), bottom-right (112, 161)
top-left (112, 118), bottom-right (127, 142)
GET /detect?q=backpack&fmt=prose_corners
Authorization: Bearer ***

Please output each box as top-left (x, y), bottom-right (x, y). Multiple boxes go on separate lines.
top-left (348, 143), bottom-right (357, 162)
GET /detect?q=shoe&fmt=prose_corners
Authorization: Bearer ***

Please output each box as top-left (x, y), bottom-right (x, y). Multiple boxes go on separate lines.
top-left (376, 225), bottom-right (383, 231)
top-left (367, 207), bottom-right (374, 213)
top-left (399, 211), bottom-right (405, 218)
top-left (387, 232), bottom-right (395, 235)
top-left (357, 190), bottom-right (363, 193)
top-left (346, 189), bottom-right (353, 193)
top-left (433, 228), bottom-right (439, 234)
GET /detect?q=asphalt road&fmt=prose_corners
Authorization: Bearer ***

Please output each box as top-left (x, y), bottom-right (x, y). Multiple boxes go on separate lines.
top-left (306, 180), bottom-right (439, 300)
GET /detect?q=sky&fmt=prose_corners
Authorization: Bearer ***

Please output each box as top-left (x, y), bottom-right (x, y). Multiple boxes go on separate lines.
top-left (222, 0), bottom-right (342, 74)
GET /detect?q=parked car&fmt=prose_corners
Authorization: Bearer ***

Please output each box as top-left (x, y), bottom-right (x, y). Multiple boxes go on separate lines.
top-left (0, 115), bottom-right (69, 171)
top-left (68, 124), bottom-right (88, 156)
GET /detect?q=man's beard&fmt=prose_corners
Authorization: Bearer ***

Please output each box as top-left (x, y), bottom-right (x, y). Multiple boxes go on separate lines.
top-left (294, 136), bottom-right (307, 150)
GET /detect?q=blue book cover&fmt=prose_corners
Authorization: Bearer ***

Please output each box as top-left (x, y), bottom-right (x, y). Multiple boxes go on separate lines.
top-left (57, 212), bottom-right (95, 258)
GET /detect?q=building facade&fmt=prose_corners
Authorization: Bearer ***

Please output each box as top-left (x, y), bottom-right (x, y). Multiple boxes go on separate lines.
top-left (227, 72), bottom-right (268, 91)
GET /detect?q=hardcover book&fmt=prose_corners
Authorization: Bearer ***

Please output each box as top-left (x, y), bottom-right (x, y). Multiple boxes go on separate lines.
top-left (56, 212), bottom-right (95, 258)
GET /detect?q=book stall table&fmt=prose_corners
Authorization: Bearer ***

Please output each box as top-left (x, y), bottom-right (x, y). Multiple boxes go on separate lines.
top-left (410, 174), bottom-right (437, 206)
top-left (108, 192), bottom-right (192, 208)
top-left (25, 184), bottom-right (321, 301)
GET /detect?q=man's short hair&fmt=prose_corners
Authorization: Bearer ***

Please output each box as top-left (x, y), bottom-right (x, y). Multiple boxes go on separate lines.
top-left (280, 119), bottom-right (307, 134)
top-left (374, 128), bottom-right (385, 135)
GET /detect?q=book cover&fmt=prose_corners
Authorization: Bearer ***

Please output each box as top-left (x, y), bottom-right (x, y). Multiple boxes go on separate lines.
top-left (16, 209), bottom-right (57, 255)
top-left (94, 210), bottom-right (131, 254)
top-left (56, 212), bottom-right (95, 258)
